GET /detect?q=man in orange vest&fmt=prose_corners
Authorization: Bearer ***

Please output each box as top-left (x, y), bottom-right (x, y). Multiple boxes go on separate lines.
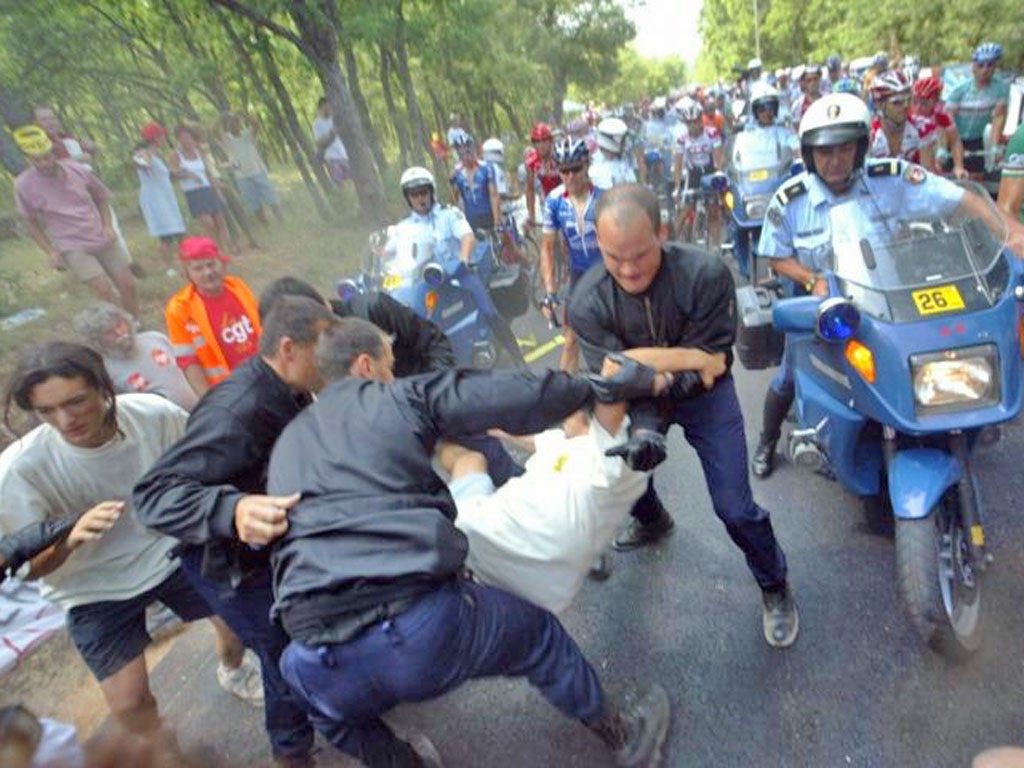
top-left (166, 236), bottom-right (261, 398)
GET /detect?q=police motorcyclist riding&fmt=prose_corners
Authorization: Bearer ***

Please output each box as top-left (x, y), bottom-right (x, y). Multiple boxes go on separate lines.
top-left (389, 166), bottom-right (523, 364)
top-left (868, 69), bottom-right (936, 169)
top-left (750, 92), bottom-right (1024, 479)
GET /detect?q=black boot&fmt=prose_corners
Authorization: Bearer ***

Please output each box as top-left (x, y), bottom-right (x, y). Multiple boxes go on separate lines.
top-left (586, 684), bottom-right (671, 767)
top-left (751, 388), bottom-right (792, 479)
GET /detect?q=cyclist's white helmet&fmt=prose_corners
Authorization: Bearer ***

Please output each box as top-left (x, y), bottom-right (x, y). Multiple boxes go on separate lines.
top-left (676, 98), bottom-right (703, 122)
top-left (481, 137), bottom-right (504, 163)
top-left (596, 117), bottom-right (629, 154)
top-left (799, 93), bottom-right (871, 174)
top-left (747, 57), bottom-right (763, 71)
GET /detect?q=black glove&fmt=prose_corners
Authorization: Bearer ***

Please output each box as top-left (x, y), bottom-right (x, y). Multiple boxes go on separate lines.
top-left (604, 429), bottom-right (667, 471)
top-left (667, 370), bottom-right (705, 400)
top-left (0, 514), bottom-right (78, 582)
top-left (584, 353), bottom-right (657, 403)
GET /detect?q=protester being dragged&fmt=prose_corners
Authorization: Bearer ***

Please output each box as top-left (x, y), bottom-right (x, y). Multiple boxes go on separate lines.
top-left (168, 124), bottom-right (236, 255)
top-left (164, 236), bottom-right (261, 398)
top-left (134, 122), bottom-right (187, 273)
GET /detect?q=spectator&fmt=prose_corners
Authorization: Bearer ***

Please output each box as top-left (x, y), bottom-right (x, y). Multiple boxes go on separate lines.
top-left (168, 124), bottom-right (235, 255)
top-left (216, 112), bottom-right (283, 227)
top-left (135, 123), bottom-right (186, 272)
top-left (33, 104), bottom-right (94, 168)
top-left (165, 236), bottom-right (260, 398)
top-left (312, 97), bottom-right (349, 188)
top-left (75, 302), bottom-right (198, 411)
top-left (12, 125), bottom-right (139, 318)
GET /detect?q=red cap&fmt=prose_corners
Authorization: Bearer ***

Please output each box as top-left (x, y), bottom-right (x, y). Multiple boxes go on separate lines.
top-left (178, 236), bottom-right (229, 263)
top-left (140, 121), bottom-right (167, 144)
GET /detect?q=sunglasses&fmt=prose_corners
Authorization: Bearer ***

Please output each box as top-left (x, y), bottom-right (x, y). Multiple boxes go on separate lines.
top-left (559, 164), bottom-right (587, 175)
top-left (888, 97), bottom-right (910, 106)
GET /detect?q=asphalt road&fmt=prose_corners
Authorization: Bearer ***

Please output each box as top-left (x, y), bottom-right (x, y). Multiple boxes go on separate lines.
top-left (151, 307), bottom-right (1024, 768)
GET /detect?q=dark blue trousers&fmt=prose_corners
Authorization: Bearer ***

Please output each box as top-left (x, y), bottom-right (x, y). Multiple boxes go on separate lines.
top-left (279, 581), bottom-right (604, 768)
top-left (178, 549), bottom-right (314, 761)
top-left (455, 433), bottom-right (525, 486)
top-left (632, 374), bottom-right (788, 590)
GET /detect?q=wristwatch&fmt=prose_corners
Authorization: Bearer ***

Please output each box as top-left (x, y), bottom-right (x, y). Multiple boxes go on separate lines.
top-left (803, 273), bottom-right (821, 292)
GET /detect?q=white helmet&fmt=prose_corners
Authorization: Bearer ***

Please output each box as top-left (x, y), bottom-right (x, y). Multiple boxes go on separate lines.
top-left (650, 96), bottom-right (668, 112)
top-left (676, 97), bottom-right (702, 122)
top-left (596, 117), bottom-right (629, 155)
top-left (747, 57), bottom-right (763, 71)
top-left (799, 93), bottom-right (871, 174)
top-left (481, 137), bottom-right (504, 163)
top-left (399, 166), bottom-right (435, 192)
top-left (750, 82), bottom-right (780, 102)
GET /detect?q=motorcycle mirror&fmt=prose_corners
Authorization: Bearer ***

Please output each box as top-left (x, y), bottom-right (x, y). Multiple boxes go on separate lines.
top-left (422, 262), bottom-right (446, 289)
top-left (816, 297), bottom-right (861, 343)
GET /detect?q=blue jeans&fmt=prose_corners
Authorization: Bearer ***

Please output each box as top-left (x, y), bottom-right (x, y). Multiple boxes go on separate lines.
top-left (279, 581), bottom-right (604, 767)
top-left (633, 375), bottom-right (788, 590)
top-left (178, 548), bottom-right (314, 761)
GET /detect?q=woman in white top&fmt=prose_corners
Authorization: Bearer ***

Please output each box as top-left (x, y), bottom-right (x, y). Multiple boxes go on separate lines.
top-left (167, 125), bottom-right (235, 255)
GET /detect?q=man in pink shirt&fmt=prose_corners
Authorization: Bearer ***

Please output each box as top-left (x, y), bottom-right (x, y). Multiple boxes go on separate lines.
top-left (13, 125), bottom-right (139, 318)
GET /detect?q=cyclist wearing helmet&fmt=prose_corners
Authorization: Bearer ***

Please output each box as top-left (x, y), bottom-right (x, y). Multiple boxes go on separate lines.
top-left (911, 76), bottom-right (967, 178)
top-left (540, 137), bottom-right (602, 372)
top-left (751, 92), bottom-right (1020, 479)
top-left (672, 97), bottom-right (724, 243)
top-left (481, 137), bottom-right (513, 201)
top-left (389, 166), bottom-right (523, 364)
top-left (525, 122), bottom-right (561, 228)
top-left (868, 69), bottom-right (937, 168)
top-left (861, 51), bottom-right (889, 102)
top-left (590, 117), bottom-right (637, 190)
top-left (449, 132), bottom-right (501, 232)
top-left (946, 42), bottom-right (1010, 174)
top-left (638, 96), bottom-right (673, 186)
top-left (821, 55), bottom-right (843, 94)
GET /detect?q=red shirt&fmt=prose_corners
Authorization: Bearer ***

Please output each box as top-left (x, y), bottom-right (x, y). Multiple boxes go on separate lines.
top-left (198, 289), bottom-right (259, 371)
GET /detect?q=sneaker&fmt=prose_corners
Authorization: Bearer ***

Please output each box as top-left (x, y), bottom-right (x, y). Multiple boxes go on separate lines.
top-left (762, 584), bottom-right (799, 648)
top-left (587, 683), bottom-right (670, 768)
top-left (217, 650), bottom-right (265, 706)
top-left (613, 509), bottom-right (675, 552)
top-left (408, 733), bottom-right (444, 768)
top-left (751, 436), bottom-right (777, 479)
top-left (589, 551), bottom-right (613, 581)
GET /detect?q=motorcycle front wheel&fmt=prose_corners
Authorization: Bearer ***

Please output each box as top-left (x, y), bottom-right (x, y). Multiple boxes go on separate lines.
top-left (895, 485), bottom-right (983, 659)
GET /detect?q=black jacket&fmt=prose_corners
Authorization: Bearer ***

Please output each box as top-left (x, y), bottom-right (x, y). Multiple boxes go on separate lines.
top-left (568, 242), bottom-right (737, 431)
top-left (0, 514), bottom-right (77, 584)
top-left (267, 369), bottom-right (592, 643)
top-left (133, 356), bottom-right (310, 590)
top-left (332, 292), bottom-right (455, 377)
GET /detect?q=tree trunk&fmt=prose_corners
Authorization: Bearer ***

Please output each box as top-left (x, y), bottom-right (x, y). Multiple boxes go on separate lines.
top-left (492, 91), bottom-right (524, 138)
top-left (552, 67), bottom-right (568, 126)
top-left (380, 46), bottom-right (413, 169)
top-left (340, 35), bottom-right (387, 178)
top-left (392, 0), bottom-right (444, 182)
top-left (289, 0), bottom-right (389, 223)
top-left (217, 13), bottom-right (331, 220)
top-left (0, 86), bottom-right (32, 175)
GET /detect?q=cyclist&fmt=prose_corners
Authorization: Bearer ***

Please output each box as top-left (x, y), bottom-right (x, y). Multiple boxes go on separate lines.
top-left (449, 131), bottom-right (501, 233)
top-left (911, 76), bottom-right (967, 178)
top-left (672, 97), bottom-right (724, 245)
top-left (791, 65), bottom-right (823, 121)
top-left (868, 69), bottom-right (936, 168)
top-left (861, 51), bottom-right (889, 105)
top-left (638, 96), bottom-right (674, 186)
top-left (821, 55), bottom-right (843, 94)
top-left (482, 137), bottom-right (514, 204)
top-left (539, 138), bottom-right (602, 373)
top-left (946, 42), bottom-right (1009, 176)
top-left (524, 122), bottom-right (562, 228)
top-left (589, 117), bottom-right (636, 190)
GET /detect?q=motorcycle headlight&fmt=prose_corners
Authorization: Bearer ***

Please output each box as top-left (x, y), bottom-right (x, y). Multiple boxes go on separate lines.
top-left (911, 344), bottom-right (1000, 413)
top-left (744, 195), bottom-right (770, 220)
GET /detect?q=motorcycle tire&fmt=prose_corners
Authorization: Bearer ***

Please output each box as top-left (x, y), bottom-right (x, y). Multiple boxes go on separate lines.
top-left (895, 486), bottom-right (983, 659)
top-left (491, 269), bottom-right (530, 320)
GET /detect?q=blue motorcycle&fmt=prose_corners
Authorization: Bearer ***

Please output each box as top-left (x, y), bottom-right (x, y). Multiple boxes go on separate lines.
top-left (773, 187), bottom-right (1023, 656)
top-left (722, 127), bottom-right (798, 279)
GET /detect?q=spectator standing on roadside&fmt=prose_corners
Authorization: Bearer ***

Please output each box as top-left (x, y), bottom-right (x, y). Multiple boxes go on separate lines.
top-left (134, 122), bottom-right (186, 272)
top-left (168, 124), bottom-right (236, 256)
top-left (217, 112), bottom-right (284, 227)
top-left (312, 97), bottom-right (350, 189)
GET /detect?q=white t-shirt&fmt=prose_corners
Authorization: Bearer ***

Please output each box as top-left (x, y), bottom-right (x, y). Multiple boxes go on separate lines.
top-left (0, 394), bottom-right (186, 610)
top-left (103, 331), bottom-right (198, 411)
top-left (455, 415), bottom-right (649, 615)
top-left (589, 152), bottom-right (637, 190)
top-left (312, 115), bottom-right (348, 162)
top-left (218, 127), bottom-right (267, 178)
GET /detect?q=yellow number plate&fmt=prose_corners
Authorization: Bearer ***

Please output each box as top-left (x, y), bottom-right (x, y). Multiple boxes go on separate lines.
top-left (911, 284), bottom-right (965, 315)
top-left (382, 273), bottom-right (403, 290)
top-left (748, 169), bottom-right (770, 181)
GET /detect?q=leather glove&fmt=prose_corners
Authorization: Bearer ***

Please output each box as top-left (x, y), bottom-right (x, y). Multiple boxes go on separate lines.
top-left (0, 514), bottom-right (78, 582)
top-left (584, 353), bottom-right (658, 403)
top-left (667, 370), bottom-right (705, 400)
top-left (604, 429), bottom-right (667, 471)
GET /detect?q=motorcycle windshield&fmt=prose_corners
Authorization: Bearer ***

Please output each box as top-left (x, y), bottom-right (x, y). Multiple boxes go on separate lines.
top-left (828, 181), bottom-right (1010, 323)
top-left (729, 130), bottom-right (793, 178)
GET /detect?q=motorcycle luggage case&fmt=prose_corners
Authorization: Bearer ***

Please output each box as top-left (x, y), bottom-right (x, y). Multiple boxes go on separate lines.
top-left (735, 284), bottom-right (784, 370)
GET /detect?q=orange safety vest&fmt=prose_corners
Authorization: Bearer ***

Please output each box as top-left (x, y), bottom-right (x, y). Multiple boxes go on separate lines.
top-left (165, 275), bottom-right (262, 386)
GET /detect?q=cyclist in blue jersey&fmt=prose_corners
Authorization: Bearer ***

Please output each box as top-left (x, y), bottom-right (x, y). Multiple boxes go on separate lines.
top-left (540, 137), bottom-right (603, 372)
top-left (449, 131), bottom-right (502, 232)
top-left (946, 42), bottom-right (1010, 175)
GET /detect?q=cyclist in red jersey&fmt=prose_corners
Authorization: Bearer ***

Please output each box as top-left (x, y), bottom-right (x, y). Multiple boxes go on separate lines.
top-left (868, 70), bottom-right (936, 168)
top-left (911, 76), bottom-right (968, 178)
top-left (524, 123), bottom-right (562, 227)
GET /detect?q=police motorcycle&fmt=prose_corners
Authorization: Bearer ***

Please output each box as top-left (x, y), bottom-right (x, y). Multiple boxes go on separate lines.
top-left (722, 85), bottom-right (799, 280)
top-left (772, 185), bottom-right (1022, 657)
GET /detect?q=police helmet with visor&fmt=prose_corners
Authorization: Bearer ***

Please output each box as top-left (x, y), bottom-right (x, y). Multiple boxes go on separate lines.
top-left (798, 93), bottom-right (871, 175)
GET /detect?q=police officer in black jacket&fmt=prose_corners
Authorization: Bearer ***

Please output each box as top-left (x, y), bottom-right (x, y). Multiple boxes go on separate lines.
top-left (568, 184), bottom-right (799, 649)
top-left (133, 296), bottom-right (336, 768)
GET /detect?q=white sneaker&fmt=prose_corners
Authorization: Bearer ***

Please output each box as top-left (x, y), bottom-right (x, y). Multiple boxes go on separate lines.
top-left (217, 650), bottom-right (265, 706)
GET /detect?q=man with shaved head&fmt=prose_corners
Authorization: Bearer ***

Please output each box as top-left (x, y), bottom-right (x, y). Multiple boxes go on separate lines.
top-left (569, 183), bottom-right (800, 649)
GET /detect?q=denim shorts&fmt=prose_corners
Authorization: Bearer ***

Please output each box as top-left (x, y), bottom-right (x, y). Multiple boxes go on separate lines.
top-left (448, 472), bottom-right (496, 502)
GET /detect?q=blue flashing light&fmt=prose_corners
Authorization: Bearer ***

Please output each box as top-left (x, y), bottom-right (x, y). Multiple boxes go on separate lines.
top-left (422, 263), bottom-right (445, 288)
top-left (336, 279), bottom-right (360, 301)
top-left (817, 300), bottom-right (860, 342)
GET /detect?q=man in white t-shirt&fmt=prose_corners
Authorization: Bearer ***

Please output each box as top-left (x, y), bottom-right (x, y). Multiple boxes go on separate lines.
top-left (441, 380), bottom-right (650, 615)
top-left (0, 343), bottom-right (262, 737)
top-left (312, 97), bottom-right (349, 187)
top-left (217, 112), bottom-right (283, 226)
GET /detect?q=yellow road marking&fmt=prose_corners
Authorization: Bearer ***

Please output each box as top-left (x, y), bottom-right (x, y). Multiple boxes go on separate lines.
top-left (523, 334), bottom-right (565, 364)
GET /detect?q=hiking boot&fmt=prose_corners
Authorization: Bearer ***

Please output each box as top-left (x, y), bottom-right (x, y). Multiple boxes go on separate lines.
top-left (217, 649), bottom-right (265, 706)
top-left (613, 507), bottom-right (675, 552)
top-left (751, 435), bottom-right (778, 479)
top-left (586, 684), bottom-right (670, 767)
top-left (589, 551), bottom-right (613, 581)
top-left (408, 733), bottom-right (444, 768)
top-left (762, 584), bottom-right (799, 648)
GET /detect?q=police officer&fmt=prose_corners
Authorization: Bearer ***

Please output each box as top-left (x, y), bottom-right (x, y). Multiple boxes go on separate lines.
top-left (570, 183), bottom-right (799, 649)
top-left (751, 92), bottom-right (1024, 478)
top-left (389, 166), bottom-right (523, 364)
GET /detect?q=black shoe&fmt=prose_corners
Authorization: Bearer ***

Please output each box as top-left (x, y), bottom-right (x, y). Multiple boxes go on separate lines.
top-left (613, 510), bottom-right (675, 552)
top-left (587, 684), bottom-right (670, 768)
top-left (751, 435), bottom-right (778, 479)
top-left (762, 583), bottom-right (799, 648)
top-left (589, 551), bottom-right (613, 581)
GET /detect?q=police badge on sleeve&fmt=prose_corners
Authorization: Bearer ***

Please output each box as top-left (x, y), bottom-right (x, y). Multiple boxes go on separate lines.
top-left (903, 163), bottom-right (926, 185)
